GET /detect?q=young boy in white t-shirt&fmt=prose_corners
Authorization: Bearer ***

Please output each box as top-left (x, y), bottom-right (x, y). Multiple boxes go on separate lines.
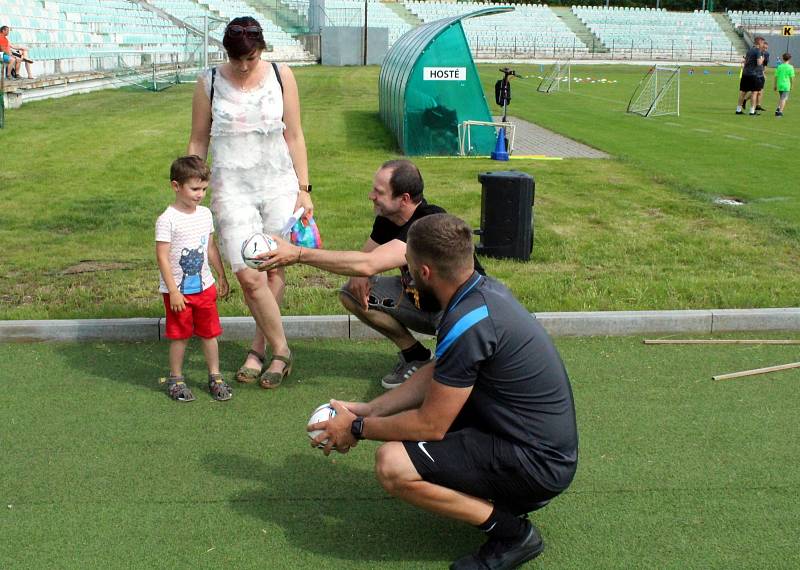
top-left (156, 156), bottom-right (231, 402)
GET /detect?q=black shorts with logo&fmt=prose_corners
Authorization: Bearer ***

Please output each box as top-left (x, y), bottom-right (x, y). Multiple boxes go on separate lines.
top-left (403, 426), bottom-right (560, 516)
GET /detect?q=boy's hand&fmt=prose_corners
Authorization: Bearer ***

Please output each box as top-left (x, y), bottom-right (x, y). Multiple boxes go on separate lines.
top-left (217, 278), bottom-right (230, 300)
top-left (169, 291), bottom-right (187, 312)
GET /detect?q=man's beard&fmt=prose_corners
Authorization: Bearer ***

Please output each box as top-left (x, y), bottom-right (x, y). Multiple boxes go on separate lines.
top-left (416, 281), bottom-right (442, 313)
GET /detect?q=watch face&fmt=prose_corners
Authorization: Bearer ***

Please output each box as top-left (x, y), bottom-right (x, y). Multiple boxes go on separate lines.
top-left (351, 417), bottom-right (364, 439)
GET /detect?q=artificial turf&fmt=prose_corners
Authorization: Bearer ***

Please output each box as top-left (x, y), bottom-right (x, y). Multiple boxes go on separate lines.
top-left (2, 336), bottom-right (798, 568)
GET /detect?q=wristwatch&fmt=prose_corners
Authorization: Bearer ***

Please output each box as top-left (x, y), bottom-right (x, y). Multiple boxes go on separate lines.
top-left (299, 184), bottom-right (312, 193)
top-left (351, 416), bottom-right (365, 440)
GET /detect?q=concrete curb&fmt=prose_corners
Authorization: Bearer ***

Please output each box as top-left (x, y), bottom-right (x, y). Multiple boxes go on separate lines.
top-left (2, 308), bottom-right (799, 342)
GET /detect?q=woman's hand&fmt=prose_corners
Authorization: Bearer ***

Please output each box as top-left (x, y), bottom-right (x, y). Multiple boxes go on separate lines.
top-left (295, 190), bottom-right (313, 220)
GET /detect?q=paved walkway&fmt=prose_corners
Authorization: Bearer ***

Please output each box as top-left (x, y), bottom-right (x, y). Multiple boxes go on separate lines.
top-left (494, 115), bottom-right (609, 158)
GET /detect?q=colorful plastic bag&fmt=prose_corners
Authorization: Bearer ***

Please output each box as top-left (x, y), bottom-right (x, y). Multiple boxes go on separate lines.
top-left (290, 216), bottom-right (323, 249)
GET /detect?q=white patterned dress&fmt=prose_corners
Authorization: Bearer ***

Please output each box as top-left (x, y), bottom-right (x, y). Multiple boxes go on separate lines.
top-left (202, 64), bottom-right (299, 273)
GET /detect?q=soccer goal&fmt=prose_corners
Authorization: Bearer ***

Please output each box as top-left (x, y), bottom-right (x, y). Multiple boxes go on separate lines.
top-left (537, 60), bottom-right (571, 93)
top-left (627, 65), bottom-right (680, 117)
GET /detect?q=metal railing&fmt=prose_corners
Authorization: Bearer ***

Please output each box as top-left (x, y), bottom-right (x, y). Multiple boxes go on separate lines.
top-left (469, 36), bottom-right (741, 62)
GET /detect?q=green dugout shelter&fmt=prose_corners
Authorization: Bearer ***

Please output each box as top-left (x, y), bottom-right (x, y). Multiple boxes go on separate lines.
top-left (378, 7), bottom-right (513, 156)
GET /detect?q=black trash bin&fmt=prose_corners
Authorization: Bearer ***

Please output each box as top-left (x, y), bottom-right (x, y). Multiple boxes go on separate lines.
top-left (475, 170), bottom-right (534, 261)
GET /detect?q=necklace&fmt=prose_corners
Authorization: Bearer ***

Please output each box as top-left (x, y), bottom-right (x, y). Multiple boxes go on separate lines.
top-left (225, 62), bottom-right (266, 92)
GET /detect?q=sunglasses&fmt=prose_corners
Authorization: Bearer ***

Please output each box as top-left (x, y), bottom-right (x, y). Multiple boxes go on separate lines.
top-left (368, 295), bottom-right (396, 309)
top-left (226, 25), bottom-right (262, 38)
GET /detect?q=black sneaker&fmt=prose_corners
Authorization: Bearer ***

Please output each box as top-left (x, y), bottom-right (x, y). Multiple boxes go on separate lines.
top-left (776, 111), bottom-right (783, 117)
top-left (755, 105), bottom-right (765, 111)
top-left (450, 523), bottom-right (544, 570)
top-left (381, 352), bottom-right (434, 390)
top-left (735, 110), bottom-right (744, 115)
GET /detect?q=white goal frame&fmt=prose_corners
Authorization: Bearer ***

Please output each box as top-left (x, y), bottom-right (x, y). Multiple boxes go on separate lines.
top-left (627, 65), bottom-right (680, 117)
top-left (537, 60), bottom-right (571, 93)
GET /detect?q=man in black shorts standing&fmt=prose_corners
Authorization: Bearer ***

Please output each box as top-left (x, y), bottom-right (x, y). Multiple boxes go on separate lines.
top-left (310, 214), bottom-right (578, 569)
top-left (262, 160), bottom-right (484, 389)
top-left (737, 36), bottom-right (766, 116)
top-left (754, 41), bottom-right (769, 112)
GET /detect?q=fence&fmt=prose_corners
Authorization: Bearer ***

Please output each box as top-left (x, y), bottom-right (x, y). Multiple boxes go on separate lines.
top-left (469, 35), bottom-right (741, 62)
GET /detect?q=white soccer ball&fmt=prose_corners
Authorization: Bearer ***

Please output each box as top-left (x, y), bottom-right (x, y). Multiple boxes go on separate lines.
top-left (241, 233), bottom-right (277, 269)
top-left (307, 403), bottom-right (337, 448)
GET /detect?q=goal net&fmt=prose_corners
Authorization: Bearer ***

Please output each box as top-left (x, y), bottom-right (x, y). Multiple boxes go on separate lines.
top-left (627, 65), bottom-right (680, 117)
top-left (537, 60), bottom-right (571, 93)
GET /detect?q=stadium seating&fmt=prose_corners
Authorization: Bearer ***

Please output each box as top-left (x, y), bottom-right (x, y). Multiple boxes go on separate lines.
top-left (571, 6), bottom-right (735, 60)
top-left (315, 0), bottom-right (413, 46)
top-left (405, 1), bottom-right (587, 58)
top-left (727, 10), bottom-right (800, 31)
top-left (10, 1), bottom-right (792, 84)
top-left (0, 0), bottom-right (313, 78)
top-left (194, 0), bottom-right (310, 59)
top-left (0, 0), bottom-right (206, 75)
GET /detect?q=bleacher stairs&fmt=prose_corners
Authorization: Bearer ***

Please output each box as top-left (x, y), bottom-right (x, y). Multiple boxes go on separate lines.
top-left (138, 1), bottom-right (224, 51)
top-left (712, 12), bottom-right (749, 54)
top-left (551, 6), bottom-right (608, 53)
top-left (385, 1), bottom-right (421, 27)
top-left (246, 0), bottom-right (310, 36)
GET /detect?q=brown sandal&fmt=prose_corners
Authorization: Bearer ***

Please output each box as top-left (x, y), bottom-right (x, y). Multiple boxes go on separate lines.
top-left (160, 375), bottom-right (196, 402)
top-left (208, 373), bottom-right (233, 401)
top-left (236, 349), bottom-right (265, 384)
top-left (259, 352), bottom-right (293, 389)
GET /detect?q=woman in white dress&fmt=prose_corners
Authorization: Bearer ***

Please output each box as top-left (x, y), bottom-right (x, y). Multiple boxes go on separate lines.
top-left (188, 17), bottom-right (312, 388)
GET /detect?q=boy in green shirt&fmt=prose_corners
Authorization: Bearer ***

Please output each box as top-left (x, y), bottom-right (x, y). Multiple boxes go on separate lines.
top-left (775, 53), bottom-right (795, 117)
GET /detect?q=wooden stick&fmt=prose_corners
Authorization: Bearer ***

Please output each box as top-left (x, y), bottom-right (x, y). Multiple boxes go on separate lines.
top-left (644, 339), bottom-right (800, 345)
top-left (712, 361), bottom-right (800, 381)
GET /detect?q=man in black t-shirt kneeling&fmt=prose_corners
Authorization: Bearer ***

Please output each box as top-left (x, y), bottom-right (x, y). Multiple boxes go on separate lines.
top-left (262, 160), bottom-right (484, 389)
top-left (308, 214), bottom-right (578, 570)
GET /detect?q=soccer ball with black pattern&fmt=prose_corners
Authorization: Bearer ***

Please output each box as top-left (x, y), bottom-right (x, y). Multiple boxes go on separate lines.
top-left (241, 233), bottom-right (277, 269)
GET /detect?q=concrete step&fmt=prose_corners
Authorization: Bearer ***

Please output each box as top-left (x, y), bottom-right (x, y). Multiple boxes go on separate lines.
top-left (4, 308), bottom-right (800, 342)
top-left (712, 12), bottom-right (748, 54)
top-left (550, 6), bottom-right (608, 54)
top-left (383, 1), bottom-right (421, 26)
top-left (246, 0), bottom-right (310, 35)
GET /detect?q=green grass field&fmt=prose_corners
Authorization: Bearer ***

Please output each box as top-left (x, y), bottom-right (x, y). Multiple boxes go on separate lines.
top-left (1, 64), bottom-right (798, 320)
top-left (2, 336), bottom-right (798, 568)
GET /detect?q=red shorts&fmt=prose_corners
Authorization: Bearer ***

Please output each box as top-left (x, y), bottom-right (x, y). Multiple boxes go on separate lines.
top-left (162, 284), bottom-right (223, 340)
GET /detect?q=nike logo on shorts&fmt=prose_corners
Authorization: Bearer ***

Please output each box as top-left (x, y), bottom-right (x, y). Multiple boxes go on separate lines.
top-left (417, 441), bottom-right (435, 463)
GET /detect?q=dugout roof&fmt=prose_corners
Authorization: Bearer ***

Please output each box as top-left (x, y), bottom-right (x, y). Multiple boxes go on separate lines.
top-left (378, 6), bottom-right (513, 156)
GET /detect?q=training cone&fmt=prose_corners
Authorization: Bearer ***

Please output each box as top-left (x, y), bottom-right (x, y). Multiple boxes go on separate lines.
top-left (491, 127), bottom-right (509, 161)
